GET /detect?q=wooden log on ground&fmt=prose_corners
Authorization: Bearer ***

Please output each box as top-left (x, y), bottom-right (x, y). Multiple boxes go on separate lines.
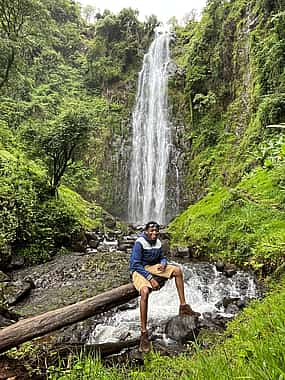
top-left (0, 277), bottom-right (166, 354)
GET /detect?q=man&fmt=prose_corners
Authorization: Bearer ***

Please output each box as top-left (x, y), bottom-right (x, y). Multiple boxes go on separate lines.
top-left (130, 221), bottom-right (201, 353)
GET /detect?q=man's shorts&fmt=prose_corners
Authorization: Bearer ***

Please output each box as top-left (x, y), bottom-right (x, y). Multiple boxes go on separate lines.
top-left (132, 263), bottom-right (177, 292)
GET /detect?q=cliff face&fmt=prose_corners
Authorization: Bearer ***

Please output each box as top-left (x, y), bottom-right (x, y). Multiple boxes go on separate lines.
top-left (169, 0), bottom-right (285, 207)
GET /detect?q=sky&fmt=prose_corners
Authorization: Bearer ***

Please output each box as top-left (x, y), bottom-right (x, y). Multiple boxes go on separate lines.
top-left (78, 0), bottom-right (207, 24)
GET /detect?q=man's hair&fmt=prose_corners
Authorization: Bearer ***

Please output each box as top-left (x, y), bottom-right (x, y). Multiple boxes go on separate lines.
top-left (145, 221), bottom-right (160, 230)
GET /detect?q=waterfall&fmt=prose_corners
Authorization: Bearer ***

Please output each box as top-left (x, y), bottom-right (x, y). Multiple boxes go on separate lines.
top-left (128, 30), bottom-right (171, 225)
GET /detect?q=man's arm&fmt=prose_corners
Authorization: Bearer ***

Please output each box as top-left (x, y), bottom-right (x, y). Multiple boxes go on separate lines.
top-left (130, 241), bottom-right (153, 280)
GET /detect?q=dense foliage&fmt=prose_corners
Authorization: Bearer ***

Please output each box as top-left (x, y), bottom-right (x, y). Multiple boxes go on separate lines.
top-left (0, 0), bottom-right (157, 264)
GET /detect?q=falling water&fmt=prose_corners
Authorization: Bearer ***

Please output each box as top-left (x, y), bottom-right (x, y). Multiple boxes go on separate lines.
top-left (128, 30), bottom-right (171, 225)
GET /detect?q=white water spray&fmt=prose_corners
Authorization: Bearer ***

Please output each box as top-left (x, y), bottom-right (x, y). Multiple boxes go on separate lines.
top-left (128, 31), bottom-right (171, 225)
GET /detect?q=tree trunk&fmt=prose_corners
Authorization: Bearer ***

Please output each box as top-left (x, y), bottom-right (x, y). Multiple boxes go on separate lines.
top-left (0, 278), bottom-right (166, 353)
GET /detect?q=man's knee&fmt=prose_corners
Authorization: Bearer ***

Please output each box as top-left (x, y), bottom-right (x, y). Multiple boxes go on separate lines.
top-left (140, 286), bottom-right (150, 299)
top-left (172, 266), bottom-right (183, 277)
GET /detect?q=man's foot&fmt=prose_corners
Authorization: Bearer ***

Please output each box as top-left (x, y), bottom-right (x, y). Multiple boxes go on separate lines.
top-left (139, 331), bottom-right (151, 353)
top-left (179, 304), bottom-right (201, 318)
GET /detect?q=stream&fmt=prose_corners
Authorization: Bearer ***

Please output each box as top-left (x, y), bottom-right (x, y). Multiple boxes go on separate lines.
top-left (87, 261), bottom-right (261, 346)
top-left (6, 243), bottom-right (262, 356)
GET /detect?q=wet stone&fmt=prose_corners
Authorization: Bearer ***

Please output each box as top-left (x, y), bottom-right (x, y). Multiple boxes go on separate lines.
top-left (225, 304), bottom-right (240, 315)
top-left (215, 261), bottom-right (225, 272)
top-left (4, 279), bottom-right (35, 306)
top-left (165, 315), bottom-right (199, 342)
top-left (0, 271), bottom-right (10, 282)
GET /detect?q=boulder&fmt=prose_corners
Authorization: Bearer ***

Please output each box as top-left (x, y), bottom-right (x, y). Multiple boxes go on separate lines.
top-left (7, 256), bottom-right (25, 271)
top-left (103, 214), bottom-right (116, 229)
top-left (225, 304), bottom-right (240, 315)
top-left (0, 305), bottom-right (19, 327)
top-left (4, 278), bottom-right (35, 306)
top-left (222, 297), bottom-right (240, 309)
top-left (159, 229), bottom-right (170, 240)
top-left (200, 312), bottom-right (233, 330)
top-left (215, 261), bottom-right (225, 272)
top-left (161, 239), bottom-right (170, 255)
top-left (224, 264), bottom-right (237, 277)
top-left (169, 247), bottom-right (190, 258)
top-left (0, 271), bottom-right (10, 282)
top-left (88, 239), bottom-right (100, 249)
top-left (165, 315), bottom-right (199, 342)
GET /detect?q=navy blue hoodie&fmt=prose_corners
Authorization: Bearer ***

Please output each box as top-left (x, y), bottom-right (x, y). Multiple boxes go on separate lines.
top-left (129, 232), bottom-right (168, 280)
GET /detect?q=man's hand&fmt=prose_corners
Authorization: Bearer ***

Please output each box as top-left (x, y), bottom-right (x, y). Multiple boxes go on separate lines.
top-left (150, 278), bottom-right (160, 290)
top-left (157, 263), bottom-right (167, 272)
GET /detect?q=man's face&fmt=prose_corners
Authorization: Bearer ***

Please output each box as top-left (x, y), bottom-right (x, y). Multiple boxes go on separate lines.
top-left (145, 227), bottom-right (159, 241)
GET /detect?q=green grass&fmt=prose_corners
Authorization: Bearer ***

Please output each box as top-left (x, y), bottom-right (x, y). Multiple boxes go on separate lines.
top-left (59, 185), bottom-right (104, 229)
top-left (47, 277), bottom-right (285, 380)
top-left (168, 166), bottom-right (285, 273)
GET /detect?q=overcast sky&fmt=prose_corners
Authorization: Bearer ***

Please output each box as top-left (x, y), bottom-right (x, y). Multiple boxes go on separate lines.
top-left (78, 0), bottom-right (207, 24)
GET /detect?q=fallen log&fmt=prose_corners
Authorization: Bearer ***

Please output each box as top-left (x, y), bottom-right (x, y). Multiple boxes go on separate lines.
top-left (0, 278), bottom-right (166, 354)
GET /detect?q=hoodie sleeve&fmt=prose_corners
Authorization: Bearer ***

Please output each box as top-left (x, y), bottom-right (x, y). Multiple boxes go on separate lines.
top-left (158, 240), bottom-right (167, 266)
top-left (160, 252), bottom-right (167, 266)
top-left (130, 241), bottom-right (153, 280)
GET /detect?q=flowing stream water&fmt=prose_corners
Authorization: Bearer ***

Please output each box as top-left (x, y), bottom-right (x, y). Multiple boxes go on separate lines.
top-left (128, 31), bottom-right (171, 225)
top-left (88, 262), bottom-right (261, 345)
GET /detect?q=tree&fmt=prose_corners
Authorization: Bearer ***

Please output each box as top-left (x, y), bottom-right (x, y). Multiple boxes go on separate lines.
top-left (0, 0), bottom-right (46, 90)
top-left (39, 105), bottom-right (93, 196)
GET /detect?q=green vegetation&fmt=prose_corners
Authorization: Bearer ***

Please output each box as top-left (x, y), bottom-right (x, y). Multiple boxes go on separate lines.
top-left (0, 0), bottom-right (157, 264)
top-left (169, 165), bottom-right (285, 274)
top-left (168, 0), bottom-right (285, 273)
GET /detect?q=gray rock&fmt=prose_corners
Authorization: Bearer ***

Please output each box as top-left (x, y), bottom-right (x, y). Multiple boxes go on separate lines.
top-left (165, 315), bottom-right (199, 342)
top-left (88, 239), bottom-right (100, 249)
top-left (169, 247), bottom-right (178, 257)
top-left (103, 214), bottom-right (116, 228)
top-left (5, 279), bottom-right (35, 306)
top-left (7, 255), bottom-right (25, 270)
top-left (225, 304), bottom-right (240, 315)
top-left (224, 264), bottom-right (237, 277)
top-left (170, 247), bottom-right (190, 258)
top-left (161, 239), bottom-right (170, 255)
top-left (0, 271), bottom-right (10, 282)
top-left (215, 261), bottom-right (225, 272)
top-left (200, 312), bottom-right (233, 330)
top-left (222, 297), bottom-right (240, 308)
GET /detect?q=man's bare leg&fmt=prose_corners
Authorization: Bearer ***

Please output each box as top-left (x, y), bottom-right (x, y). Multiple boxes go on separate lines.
top-left (140, 286), bottom-right (149, 332)
top-left (172, 266), bottom-right (201, 317)
top-left (139, 286), bottom-right (151, 352)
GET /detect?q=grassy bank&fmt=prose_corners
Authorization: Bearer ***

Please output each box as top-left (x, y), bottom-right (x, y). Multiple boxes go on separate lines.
top-left (168, 165), bottom-right (285, 276)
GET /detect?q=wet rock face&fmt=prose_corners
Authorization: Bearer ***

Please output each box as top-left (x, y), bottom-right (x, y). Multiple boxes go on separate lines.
top-left (10, 250), bottom-right (130, 317)
top-left (165, 315), bottom-right (199, 342)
